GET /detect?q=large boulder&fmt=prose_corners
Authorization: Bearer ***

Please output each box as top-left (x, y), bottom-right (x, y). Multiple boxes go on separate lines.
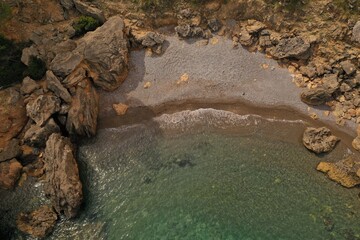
top-left (44, 133), bottom-right (83, 218)
top-left (23, 118), bottom-right (60, 148)
top-left (0, 158), bottom-right (22, 189)
top-left (270, 36), bottom-right (311, 60)
top-left (317, 157), bottom-right (360, 188)
top-left (65, 67), bottom-right (99, 137)
top-left (352, 21), bottom-right (360, 44)
top-left (17, 205), bottom-right (58, 238)
top-left (302, 127), bottom-right (339, 154)
top-left (46, 70), bottom-right (72, 103)
top-left (26, 94), bottom-right (61, 127)
top-left (50, 16), bottom-right (129, 91)
top-left (0, 139), bottom-right (21, 163)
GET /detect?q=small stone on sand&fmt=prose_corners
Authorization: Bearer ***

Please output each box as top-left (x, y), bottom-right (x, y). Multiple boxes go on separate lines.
top-left (112, 103), bottom-right (129, 116)
top-left (144, 82), bottom-right (152, 89)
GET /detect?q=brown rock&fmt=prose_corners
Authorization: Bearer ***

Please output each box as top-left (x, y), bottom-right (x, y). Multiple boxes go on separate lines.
top-left (317, 157), bottom-right (360, 188)
top-left (340, 60), bottom-right (356, 75)
top-left (302, 127), bottom-right (339, 154)
top-left (44, 133), bottom-right (83, 218)
top-left (20, 77), bottom-right (41, 95)
top-left (352, 136), bottom-right (360, 151)
top-left (17, 205), bottom-right (58, 238)
top-left (46, 70), bottom-right (72, 103)
top-left (270, 36), bottom-right (311, 60)
top-left (112, 103), bottom-right (129, 116)
top-left (300, 87), bottom-right (333, 106)
top-left (73, 0), bottom-right (106, 23)
top-left (245, 20), bottom-right (266, 34)
top-left (23, 118), bottom-right (60, 148)
top-left (0, 159), bottom-right (22, 189)
top-left (26, 94), bottom-right (61, 127)
top-left (0, 139), bottom-right (21, 163)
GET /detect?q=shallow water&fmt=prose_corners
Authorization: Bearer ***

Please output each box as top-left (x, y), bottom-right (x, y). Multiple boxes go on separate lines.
top-left (47, 110), bottom-right (360, 240)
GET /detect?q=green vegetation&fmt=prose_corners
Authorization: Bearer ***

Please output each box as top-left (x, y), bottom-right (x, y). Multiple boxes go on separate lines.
top-left (333, 0), bottom-right (360, 15)
top-left (0, 2), bottom-right (11, 23)
top-left (0, 35), bottom-right (46, 88)
top-left (73, 16), bottom-right (101, 36)
top-left (24, 56), bottom-right (46, 80)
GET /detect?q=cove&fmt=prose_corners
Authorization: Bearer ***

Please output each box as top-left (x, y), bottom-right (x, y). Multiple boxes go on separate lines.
top-left (46, 109), bottom-right (360, 240)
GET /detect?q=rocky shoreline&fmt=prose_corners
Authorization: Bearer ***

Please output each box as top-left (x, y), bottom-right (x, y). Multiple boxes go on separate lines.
top-left (1, 0), bottom-right (360, 238)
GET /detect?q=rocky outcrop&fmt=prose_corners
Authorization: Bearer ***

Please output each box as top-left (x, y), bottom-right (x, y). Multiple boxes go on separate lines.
top-left (50, 16), bottom-right (129, 91)
top-left (0, 159), bottom-right (22, 189)
top-left (23, 118), bottom-right (60, 148)
top-left (44, 133), bottom-right (82, 218)
top-left (65, 69), bottom-right (99, 136)
top-left (302, 127), bottom-right (339, 154)
top-left (26, 94), bottom-right (61, 127)
top-left (317, 157), bottom-right (360, 188)
top-left (46, 71), bottom-right (72, 103)
top-left (270, 36), bottom-right (311, 60)
top-left (352, 21), bottom-right (360, 44)
top-left (17, 205), bottom-right (58, 238)
top-left (0, 139), bottom-right (21, 163)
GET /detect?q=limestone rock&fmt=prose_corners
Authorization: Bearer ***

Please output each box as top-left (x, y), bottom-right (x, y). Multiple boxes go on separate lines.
top-left (66, 77), bottom-right (99, 137)
top-left (17, 205), bottom-right (57, 238)
top-left (23, 118), bottom-right (60, 148)
top-left (317, 157), bottom-right (360, 188)
top-left (0, 159), bottom-right (22, 189)
top-left (50, 16), bottom-right (129, 91)
top-left (302, 127), bottom-right (339, 154)
top-left (46, 70), bottom-right (72, 103)
top-left (270, 37), bottom-right (311, 60)
top-left (0, 139), bottom-right (21, 163)
top-left (352, 21), bottom-right (360, 43)
top-left (44, 133), bottom-right (83, 218)
top-left (26, 94), bottom-right (61, 126)
top-left (73, 0), bottom-right (106, 23)
top-left (20, 77), bottom-right (41, 96)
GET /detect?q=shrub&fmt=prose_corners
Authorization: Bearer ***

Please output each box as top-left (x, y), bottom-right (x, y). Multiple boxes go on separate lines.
top-left (24, 56), bottom-right (46, 80)
top-left (73, 16), bottom-right (101, 36)
top-left (0, 3), bottom-right (11, 23)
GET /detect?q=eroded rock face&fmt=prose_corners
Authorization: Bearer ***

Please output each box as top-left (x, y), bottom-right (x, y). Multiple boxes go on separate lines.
top-left (270, 37), bottom-right (311, 60)
top-left (44, 133), bottom-right (83, 218)
top-left (317, 157), bottom-right (360, 188)
top-left (302, 127), bottom-right (339, 154)
top-left (0, 159), bottom-right (22, 189)
top-left (17, 205), bottom-right (58, 238)
top-left (66, 74), bottom-right (99, 137)
top-left (46, 70), bottom-right (72, 103)
top-left (23, 118), bottom-right (60, 148)
top-left (50, 16), bottom-right (129, 91)
top-left (26, 94), bottom-right (61, 126)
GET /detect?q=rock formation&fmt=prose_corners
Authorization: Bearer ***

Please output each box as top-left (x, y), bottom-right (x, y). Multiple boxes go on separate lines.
top-left (23, 118), bottom-right (60, 148)
top-left (302, 127), bottom-right (339, 154)
top-left (26, 94), bottom-right (61, 127)
top-left (44, 133), bottom-right (83, 218)
top-left (270, 36), bottom-right (311, 60)
top-left (0, 159), bottom-right (22, 190)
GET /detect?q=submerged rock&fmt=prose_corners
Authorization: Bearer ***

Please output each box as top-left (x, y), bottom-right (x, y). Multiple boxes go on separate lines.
top-left (317, 157), bottom-right (360, 188)
top-left (270, 36), bottom-right (311, 60)
top-left (44, 133), bottom-right (83, 218)
top-left (0, 159), bottom-right (22, 189)
top-left (26, 94), bottom-right (61, 127)
top-left (302, 127), bottom-right (339, 154)
top-left (17, 205), bottom-right (58, 238)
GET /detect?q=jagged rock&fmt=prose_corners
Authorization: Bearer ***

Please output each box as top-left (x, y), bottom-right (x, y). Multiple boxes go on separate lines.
top-left (26, 94), bottom-right (61, 126)
top-left (352, 136), bottom-right (360, 151)
top-left (245, 20), bottom-right (266, 34)
top-left (317, 157), bottom-right (360, 188)
top-left (23, 118), bottom-right (60, 148)
top-left (302, 127), bottom-right (339, 154)
top-left (51, 16), bottom-right (129, 91)
top-left (270, 36), bottom-right (311, 60)
top-left (66, 76), bottom-right (99, 137)
top-left (46, 71), bottom-right (72, 103)
top-left (44, 133), bottom-right (83, 218)
top-left (140, 32), bottom-right (165, 47)
top-left (340, 60), bottom-right (356, 75)
top-left (0, 139), bottom-right (21, 162)
top-left (175, 24), bottom-right (192, 38)
top-left (300, 87), bottom-right (333, 105)
top-left (239, 29), bottom-right (253, 46)
top-left (60, 0), bottom-right (74, 10)
top-left (208, 19), bottom-right (222, 32)
top-left (0, 158), bottom-right (22, 189)
top-left (17, 205), bottom-right (58, 238)
top-left (73, 0), bottom-right (106, 23)
top-left (20, 77), bottom-right (41, 96)
top-left (352, 21), bottom-right (360, 43)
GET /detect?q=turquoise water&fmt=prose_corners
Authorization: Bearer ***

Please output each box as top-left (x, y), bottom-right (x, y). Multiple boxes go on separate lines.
top-left (45, 111), bottom-right (360, 240)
